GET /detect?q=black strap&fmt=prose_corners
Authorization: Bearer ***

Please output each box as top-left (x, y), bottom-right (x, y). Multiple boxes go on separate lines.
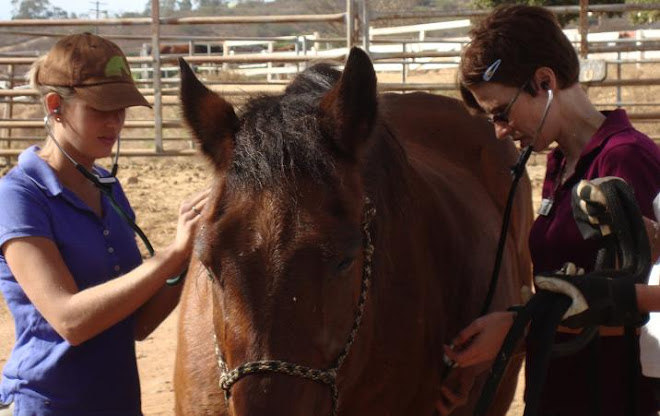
top-left (480, 145), bottom-right (533, 316)
top-left (442, 146), bottom-right (533, 389)
top-left (474, 291), bottom-right (573, 416)
top-left (522, 292), bottom-right (572, 416)
top-left (474, 303), bottom-right (532, 416)
top-left (476, 178), bottom-right (650, 415)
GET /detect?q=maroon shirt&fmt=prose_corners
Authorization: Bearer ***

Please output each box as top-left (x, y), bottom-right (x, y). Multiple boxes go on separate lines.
top-left (530, 109), bottom-right (660, 275)
top-left (527, 109), bottom-right (660, 415)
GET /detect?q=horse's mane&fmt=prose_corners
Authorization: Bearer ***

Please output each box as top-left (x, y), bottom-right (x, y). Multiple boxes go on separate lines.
top-left (227, 61), bottom-right (411, 217)
top-left (229, 63), bottom-right (342, 191)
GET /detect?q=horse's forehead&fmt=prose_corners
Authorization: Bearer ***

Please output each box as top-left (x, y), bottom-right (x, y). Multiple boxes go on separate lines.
top-left (252, 195), bottom-right (290, 243)
top-left (224, 191), bottom-right (315, 247)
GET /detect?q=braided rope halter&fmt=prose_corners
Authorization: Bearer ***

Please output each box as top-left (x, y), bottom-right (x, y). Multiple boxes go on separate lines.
top-left (212, 198), bottom-right (376, 416)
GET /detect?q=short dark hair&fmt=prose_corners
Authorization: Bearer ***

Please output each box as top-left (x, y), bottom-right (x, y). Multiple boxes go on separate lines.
top-left (459, 5), bottom-right (579, 111)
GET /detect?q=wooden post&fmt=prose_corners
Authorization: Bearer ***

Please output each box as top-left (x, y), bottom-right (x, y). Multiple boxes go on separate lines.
top-left (402, 42), bottom-right (407, 84)
top-left (140, 43), bottom-right (150, 80)
top-left (616, 51), bottom-right (622, 108)
top-left (312, 32), bottom-right (319, 53)
top-left (4, 64), bottom-right (15, 150)
top-left (301, 36), bottom-right (309, 70)
top-left (267, 41), bottom-right (274, 82)
top-left (579, 0), bottom-right (589, 58)
top-left (346, 0), bottom-right (354, 51)
top-left (295, 37), bottom-right (300, 74)
top-left (151, 0), bottom-right (163, 153)
top-left (223, 41), bottom-right (229, 71)
top-left (360, 0), bottom-right (370, 53)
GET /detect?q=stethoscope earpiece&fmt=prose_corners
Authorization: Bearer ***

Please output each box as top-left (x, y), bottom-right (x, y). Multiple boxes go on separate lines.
top-left (50, 108), bottom-right (62, 122)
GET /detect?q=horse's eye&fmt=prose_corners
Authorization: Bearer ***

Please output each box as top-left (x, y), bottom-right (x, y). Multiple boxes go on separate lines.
top-left (205, 264), bottom-right (218, 281)
top-left (336, 256), bottom-right (355, 274)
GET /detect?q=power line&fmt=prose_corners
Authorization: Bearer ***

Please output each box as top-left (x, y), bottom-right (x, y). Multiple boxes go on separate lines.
top-left (89, 0), bottom-right (108, 33)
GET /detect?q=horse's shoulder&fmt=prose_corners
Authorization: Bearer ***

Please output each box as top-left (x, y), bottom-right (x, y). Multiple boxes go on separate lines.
top-left (376, 90), bottom-right (533, 244)
top-left (376, 92), bottom-right (510, 171)
top-left (377, 92), bottom-right (490, 150)
top-left (378, 92), bottom-right (464, 120)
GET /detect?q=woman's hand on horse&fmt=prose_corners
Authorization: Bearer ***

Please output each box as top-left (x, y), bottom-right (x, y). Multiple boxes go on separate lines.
top-left (435, 369), bottom-right (475, 416)
top-left (443, 311), bottom-right (515, 368)
top-left (171, 188), bottom-right (211, 268)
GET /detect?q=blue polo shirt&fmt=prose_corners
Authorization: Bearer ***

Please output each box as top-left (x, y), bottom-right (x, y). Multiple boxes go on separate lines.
top-left (0, 146), bottom-right (143, 415)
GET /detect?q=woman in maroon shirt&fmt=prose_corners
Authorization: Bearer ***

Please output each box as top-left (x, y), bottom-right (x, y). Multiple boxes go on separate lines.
top-left (442, 5), bottom-right (660, 416)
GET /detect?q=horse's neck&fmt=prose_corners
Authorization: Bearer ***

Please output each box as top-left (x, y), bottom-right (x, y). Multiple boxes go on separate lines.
top-left (351, 129), bottom-right (445, 403)
top-left (363, 121), bottom-right (436, 221)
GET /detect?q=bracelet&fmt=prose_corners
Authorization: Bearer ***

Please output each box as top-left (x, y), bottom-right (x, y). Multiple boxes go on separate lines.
top-left (507, 304), bottom-right (525, 313)
top-left (166, 267), bottom-right (188, 286)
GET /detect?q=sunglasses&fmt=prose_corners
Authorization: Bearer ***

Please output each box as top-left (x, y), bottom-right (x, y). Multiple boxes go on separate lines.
top-left (487, 85), bottom-right (524, 124)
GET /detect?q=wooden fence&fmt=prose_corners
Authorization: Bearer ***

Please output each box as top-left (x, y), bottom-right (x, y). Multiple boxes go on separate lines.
top-left (1, 1), bottom-right (659, 158)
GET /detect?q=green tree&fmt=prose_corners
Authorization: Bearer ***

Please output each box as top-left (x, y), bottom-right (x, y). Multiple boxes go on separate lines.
top-left (180, 0), bottom-right (193, 11)
top-left (627, 0), bottom-right (659, 23)
top-left (370, 0), bottom-right (422, 11)
top-left (197, 0), bottom-right (222, 8)
top-left (162, 0), bottom-right (178, 13)
top-left (50, 6), bottom-right (68, 18)
top-left (11, 0), bottom-right (71, 19)
top-left (471, 0), bottom-right (624, 25)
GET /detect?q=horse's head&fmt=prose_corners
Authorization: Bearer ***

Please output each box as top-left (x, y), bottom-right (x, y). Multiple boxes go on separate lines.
top-left (179, 48), bottom-right (378, 415)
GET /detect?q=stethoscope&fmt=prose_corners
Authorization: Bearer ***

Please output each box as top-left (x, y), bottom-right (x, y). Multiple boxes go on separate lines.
top-left (443, 87), bottom-right (555, 380)
top-left (44, 111), bottom-right (184, 285)
top-left (481, 87), bottom-right (554, 315)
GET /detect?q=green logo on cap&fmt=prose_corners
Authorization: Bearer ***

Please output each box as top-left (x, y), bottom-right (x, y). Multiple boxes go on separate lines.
top-left (105, 56), bottom-right (130, 78)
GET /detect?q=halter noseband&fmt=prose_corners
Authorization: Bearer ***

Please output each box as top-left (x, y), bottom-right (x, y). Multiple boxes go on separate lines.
top-left (211, 198), bottom-right (376, 416)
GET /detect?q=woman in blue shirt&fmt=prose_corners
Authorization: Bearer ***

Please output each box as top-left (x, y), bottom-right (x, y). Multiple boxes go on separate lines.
top-left (0, 33), bottom-right (208, 415)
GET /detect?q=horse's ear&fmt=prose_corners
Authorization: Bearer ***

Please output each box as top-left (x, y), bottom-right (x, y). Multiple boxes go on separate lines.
top-left (320, 47), bottom-right (378, 159)
top-left (179, 57), bottom-right (238, 171)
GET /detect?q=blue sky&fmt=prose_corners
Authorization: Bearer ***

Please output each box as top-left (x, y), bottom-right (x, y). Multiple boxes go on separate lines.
top-left (0, 0), bottom-right (146, 20)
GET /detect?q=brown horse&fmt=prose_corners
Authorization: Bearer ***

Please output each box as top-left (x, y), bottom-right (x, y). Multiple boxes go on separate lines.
top-left (174, 48), bottom-right (533, 416)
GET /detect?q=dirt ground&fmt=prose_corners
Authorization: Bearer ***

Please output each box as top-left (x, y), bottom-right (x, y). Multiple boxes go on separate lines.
top-left (0, 152), bottom-right (545, 415)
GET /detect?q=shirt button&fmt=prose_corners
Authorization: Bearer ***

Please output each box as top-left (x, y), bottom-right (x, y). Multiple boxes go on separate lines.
top-left (108, 247), bottom-right (114, 253)
top-left (103, 229), bottom-right (110, 236)
top-left (114, 265), bottom-right (121, 272)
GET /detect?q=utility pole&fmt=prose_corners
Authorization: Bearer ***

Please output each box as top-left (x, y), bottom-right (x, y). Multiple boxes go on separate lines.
top-left (152, 0), bottom-right (163, 153)
top-left (579, 0), bottom-right (589, 58)
top-left (90, 0), bottom-right (107, 34)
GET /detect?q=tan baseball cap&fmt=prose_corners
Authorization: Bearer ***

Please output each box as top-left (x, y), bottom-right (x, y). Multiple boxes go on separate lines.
top-left (37, 32), bottom-right (150, 111)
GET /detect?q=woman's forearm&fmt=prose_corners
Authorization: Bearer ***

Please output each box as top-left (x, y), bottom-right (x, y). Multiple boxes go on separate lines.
top-left (643, 217), bottom-right (660, 262)
top-left (636, 283), bottom-right (660, 314)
